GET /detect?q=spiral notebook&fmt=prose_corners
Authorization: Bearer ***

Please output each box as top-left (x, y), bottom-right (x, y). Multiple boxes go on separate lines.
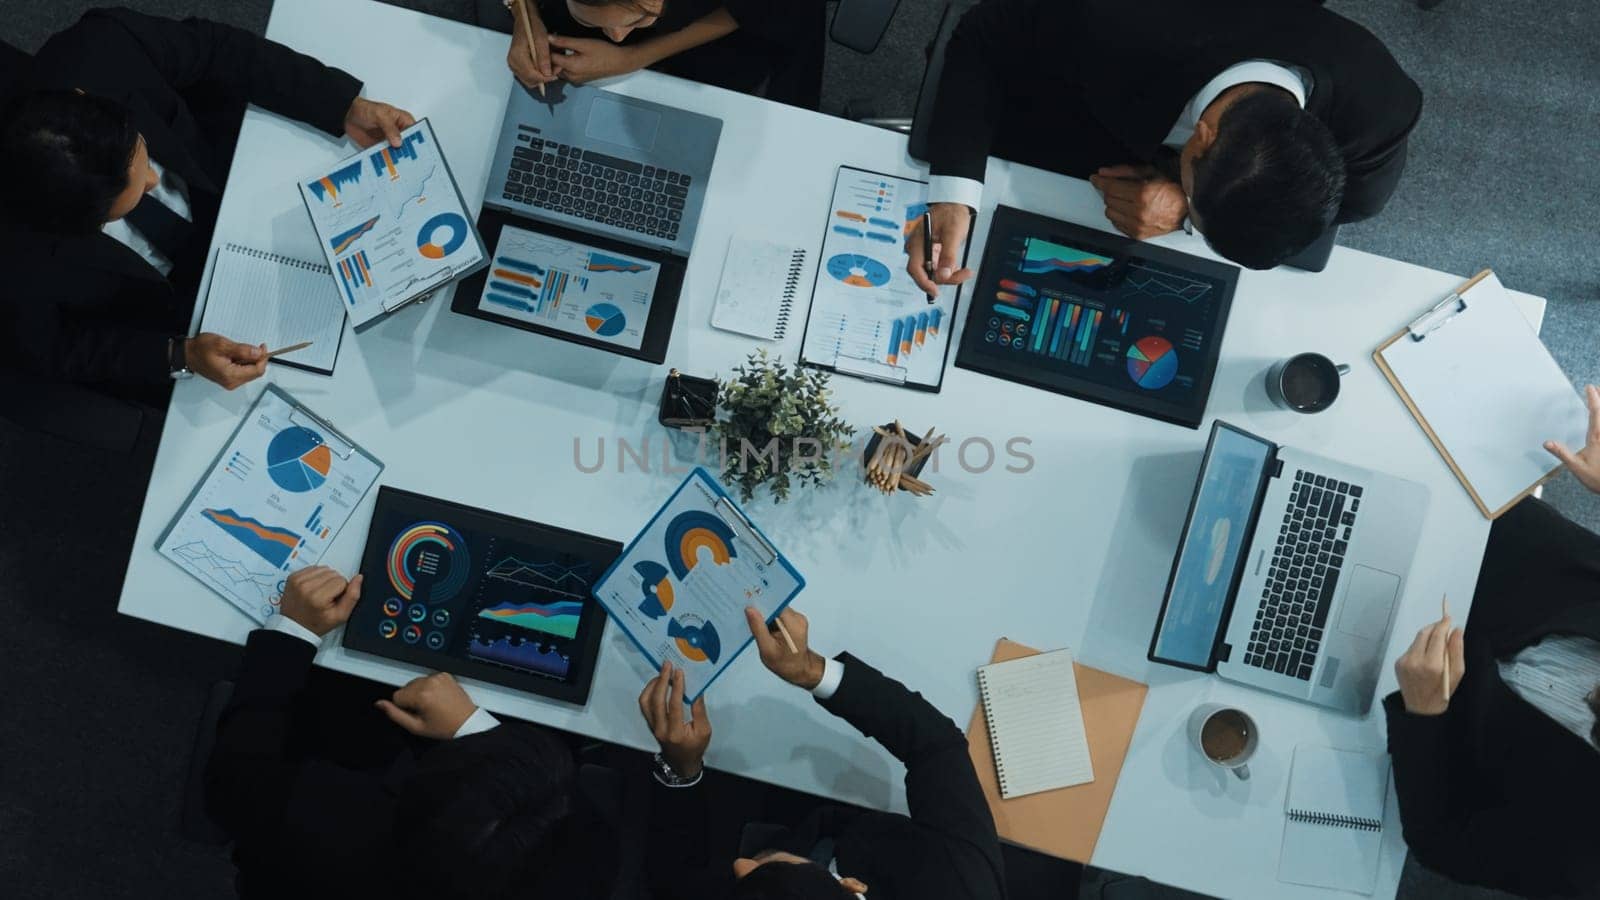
top-left (1279, 745), bottom-right (1391, 894)
top-left (977, 647), bottom-right (1094, 799)
top-left (710, 236), bottom-right (808, 340)
top-left (199, 244), bottom-right (345, 374)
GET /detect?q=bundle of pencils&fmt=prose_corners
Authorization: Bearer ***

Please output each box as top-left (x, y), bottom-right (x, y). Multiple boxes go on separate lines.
top-left (865, 420), bottom-right (948, 497)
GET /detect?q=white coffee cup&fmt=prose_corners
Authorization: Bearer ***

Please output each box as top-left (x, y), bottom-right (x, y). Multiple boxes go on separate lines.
top-left (1187, 703), bottom-right (1259, 781)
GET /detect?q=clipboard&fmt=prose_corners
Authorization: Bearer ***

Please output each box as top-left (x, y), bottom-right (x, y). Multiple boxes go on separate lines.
top-left (590, 468), bottom-right (806, 703)
top-left (157, 384), bottom-right (385, 622)
top-left (1373, 270), bottom-right (1586, 518)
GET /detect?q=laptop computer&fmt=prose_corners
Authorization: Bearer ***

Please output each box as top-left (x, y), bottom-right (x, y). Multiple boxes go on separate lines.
top-left (1148, 421), bottom-right (1428, 715)
top-left (451, 81), bottom-right (722, 363)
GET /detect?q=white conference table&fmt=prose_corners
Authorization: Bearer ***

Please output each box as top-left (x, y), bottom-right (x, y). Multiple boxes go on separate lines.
top-left (116, 1), bottom-right (1546, 897)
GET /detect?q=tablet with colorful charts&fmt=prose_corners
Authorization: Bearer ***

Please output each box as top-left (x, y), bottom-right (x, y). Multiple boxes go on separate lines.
top-left (955, 206), bottom-right (1240, 429)
top-left (591, 468), bottom-right (806, 704)
top-left (344, 487), bottom-right (622, 705)
top-left (298, 118), bottom-right (488, 330)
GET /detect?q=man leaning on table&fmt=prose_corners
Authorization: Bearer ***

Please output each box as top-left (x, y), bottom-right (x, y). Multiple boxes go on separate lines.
top-left (907, 0), bottom-right (1421, 293)
top-left (637, 606), bottom-right (1006, 899)
top-left (0, 9), bottom-right (413, 402)
top-left (207, 566), bottom-right (622, 899)
top-left (1385, 385), bottom-right (1600, 898)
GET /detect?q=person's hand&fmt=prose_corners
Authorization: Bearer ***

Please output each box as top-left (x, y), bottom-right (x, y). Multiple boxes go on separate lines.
top-left (745, 606), bottom-right (826, 690)
top-left (278, 566), bottom-right (363, 636)
top-left (376, 672), bottom-right (479, 739)
top-left (343, 97), bottom-right (417, 149)
top-left (905, 202), bottom-right (975, 298)
top-left (185, 333), bottom-right (268, 390)
top-left (638, 660), bottom-right (712, 778)
top-left (1089, 163), bottom-right (1188, 240)
top-left (507, 1), bottom-right (557, 89)
top-left (1394, 614), bottom-right (1465, 716)
top-left (549, 35), bottom-right (645, 85)
top-left (1546, 384), bottom-right (1600, 495)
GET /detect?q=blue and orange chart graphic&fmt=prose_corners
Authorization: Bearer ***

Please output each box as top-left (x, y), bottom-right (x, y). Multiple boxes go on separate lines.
top-left (202, 508), bottom-right (302, 569)
top-left (634, 560), bottom-right (675, 619)
top-left (663, 510), bottom-right (739, 579)
top-left (386, 521), bottom-right (470, 602)
top-left (668, 616), bottom-right (722, 664)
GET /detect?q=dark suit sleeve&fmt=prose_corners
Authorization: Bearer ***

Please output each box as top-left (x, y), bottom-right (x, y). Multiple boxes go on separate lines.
top-left (204, 629), bottom-right (321, 841)
top-left (816, 653), bottom-right (1002, 864)
top-left (642, 771), bottom-right (736, 900)
top-left (78, 8), bottom-right (361, 137)
top-left (5, 294), bottom-right (170, 385)
top-left (1384, 691), bottom-right (1586, 891)
top-left (925, 0), bottom-right (1034, 184)
top-left (1331, 49), bottom-right (1422, 224)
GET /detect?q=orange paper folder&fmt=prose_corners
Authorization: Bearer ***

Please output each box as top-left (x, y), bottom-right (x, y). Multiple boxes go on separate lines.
top-left (965, 639), bottom-right (1148, 862)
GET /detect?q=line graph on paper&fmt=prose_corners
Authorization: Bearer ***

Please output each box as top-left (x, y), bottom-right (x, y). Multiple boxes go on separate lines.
top-left (169, 541), bottom-right (280, 608)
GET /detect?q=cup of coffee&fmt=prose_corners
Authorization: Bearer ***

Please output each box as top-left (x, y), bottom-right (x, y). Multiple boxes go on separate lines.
top-left (1265, 353), bottom-right (1351, 413)
top-left (1187, 703), bottom-right (1259, 780)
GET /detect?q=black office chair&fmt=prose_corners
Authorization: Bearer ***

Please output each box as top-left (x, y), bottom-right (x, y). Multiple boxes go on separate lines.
top-left (829, 0), bottom-right (903, 55)
top-left (179, 680), bottom-right (235, 846)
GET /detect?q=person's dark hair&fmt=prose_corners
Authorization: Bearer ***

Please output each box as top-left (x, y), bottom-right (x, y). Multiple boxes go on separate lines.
top-left (1189, 89), bottom-right (1345, 270)
top-left (1587, 685), bottom-right (1599, 749)
top-left (394, 723), bottom-right (577, 900)
top-left (0, 89), bottom-right (139, 234)
top-left (570, 0), bottom-right (665, 12)
top-left (729, 860), bottom-right (856, 900)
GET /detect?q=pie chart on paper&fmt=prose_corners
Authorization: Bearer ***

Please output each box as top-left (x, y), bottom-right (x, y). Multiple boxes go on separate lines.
top-left (266, 426), bottom-right (332, 492)
top-left (584, 302), bottom-right (627, 337)
top-left (1126, 336), bottom-right (1178, 390)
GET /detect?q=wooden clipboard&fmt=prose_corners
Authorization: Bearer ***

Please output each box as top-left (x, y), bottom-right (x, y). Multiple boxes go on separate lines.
top-left (964, 639), bottom-right (1147, 863)
top-left (1372, 269), bottom-right (1568, 519)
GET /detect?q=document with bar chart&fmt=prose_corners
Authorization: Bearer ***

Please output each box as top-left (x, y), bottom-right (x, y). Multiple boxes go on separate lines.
top-left (474, 223), bottom-right (661, 351)
top-left (955, 206), bottom-right (1239, 428)
top-left (299, 118), bottom-right (486, 328)
top-left (157, 385), bottom-right (383, 623)
top-left (798, 166), bottom-right (961, 392)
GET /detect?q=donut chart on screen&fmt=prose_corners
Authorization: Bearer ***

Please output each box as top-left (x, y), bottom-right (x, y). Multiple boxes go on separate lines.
top-left (1126, 336), bottom-right (1178, 390)
top-left (417, 212), bottom-right (469, 260)
top-left (386, 521), bottom-right (470, 601)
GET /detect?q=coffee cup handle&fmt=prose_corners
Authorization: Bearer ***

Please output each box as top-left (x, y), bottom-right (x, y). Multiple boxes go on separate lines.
top-left (1335, 364), bottom-right (1351, 376)
top-left (1232, 764), bottom-right (1251, 781)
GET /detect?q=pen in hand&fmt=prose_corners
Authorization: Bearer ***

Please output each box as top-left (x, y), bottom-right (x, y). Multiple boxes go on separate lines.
top-left (921, 210), bottom-right (936, 304)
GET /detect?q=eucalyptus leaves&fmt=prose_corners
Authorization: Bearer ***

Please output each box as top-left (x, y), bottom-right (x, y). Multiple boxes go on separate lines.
top-left (712, 350), bottom-right (855, 502)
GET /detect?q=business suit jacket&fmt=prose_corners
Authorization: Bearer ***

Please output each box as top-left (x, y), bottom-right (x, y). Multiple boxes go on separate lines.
top-left (927, 0), bottom-right (1421, 225)
top-left (1384, 498), bottom-right (1600, 898)
top-left (0, 9), bottom-right (359, 389)
top-left (646, 653), bottom-right (1007, 900)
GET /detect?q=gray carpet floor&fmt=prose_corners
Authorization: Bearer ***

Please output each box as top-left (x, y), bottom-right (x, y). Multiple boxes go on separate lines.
top-left (1, 1), bottom-right (1591, 898)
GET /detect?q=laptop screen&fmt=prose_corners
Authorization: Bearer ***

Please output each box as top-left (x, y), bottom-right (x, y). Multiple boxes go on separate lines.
top-left (1151, 424), bottom-right (1272, 668)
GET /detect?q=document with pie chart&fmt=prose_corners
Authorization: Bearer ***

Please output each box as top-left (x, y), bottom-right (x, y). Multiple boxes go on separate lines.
top-left (592, 468), bottom-right (806, 703)
top-left (474, 223), bottom-right (661, 352)
top-left (798, 166), bottom-right (962, 392)
top-left (299, 118), bottom-right (487, 328)
top-left (157, 385), bottom-right (384, 623)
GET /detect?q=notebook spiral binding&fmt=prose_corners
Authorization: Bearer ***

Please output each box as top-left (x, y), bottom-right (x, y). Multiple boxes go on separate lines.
top-left (976, 669), bottom-right (1009, 792)
top-left (773, 249), bottom-right (806, 341)
top-left (1286, 809), bottom-right (1382, 832)
top-left (224, 242), bottom-right (330, 274)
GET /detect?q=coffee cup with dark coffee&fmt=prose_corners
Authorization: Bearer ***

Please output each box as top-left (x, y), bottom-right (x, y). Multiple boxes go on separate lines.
top-left (1187, 703), bottom-right (1259, 780)
top-left (1265, 353), bottom-right (1351, 413)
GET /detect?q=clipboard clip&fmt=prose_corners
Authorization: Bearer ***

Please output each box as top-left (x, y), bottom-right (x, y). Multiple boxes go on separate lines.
top-left (287, 406), bottom-right (357, 460)
top-left (712, 496), bottom-right (778, 566)
top-left (1406, 291), bottom-right (1468, 342)
top-left (831, 354), bottom-right (909, 385)
top-left (385, 266), bottom-right (456, 311)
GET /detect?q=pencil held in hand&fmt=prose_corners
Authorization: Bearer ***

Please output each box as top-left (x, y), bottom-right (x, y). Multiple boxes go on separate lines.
top-left (1441, 595), bottom-right (1451, 701)
top-left (511, 0), bottom-right (547, 98)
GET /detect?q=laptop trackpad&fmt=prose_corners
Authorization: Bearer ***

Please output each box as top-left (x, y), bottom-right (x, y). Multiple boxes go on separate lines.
top-left (586, 96), bottom-right (660, 152)
top-left (1335, 565), bottom-right (1400, 641)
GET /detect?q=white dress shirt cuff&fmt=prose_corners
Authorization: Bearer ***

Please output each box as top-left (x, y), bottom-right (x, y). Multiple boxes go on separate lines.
top-left (927, 175), bottom-right (984, 213)
top-left (810, 656), bottom-right (845, 701)
top-left (453, 707), bottom-right (501, 739)
top-left (263, 614), bottom-right (322, 647)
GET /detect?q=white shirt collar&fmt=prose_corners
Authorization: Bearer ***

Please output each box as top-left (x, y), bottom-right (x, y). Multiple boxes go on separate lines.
top-left (1163, 59), bottom-right (1311, 149)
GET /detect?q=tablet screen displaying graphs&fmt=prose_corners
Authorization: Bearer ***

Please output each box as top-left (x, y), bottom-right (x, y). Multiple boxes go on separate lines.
top-left (955, 206), bottom-right (1239, 428)
top-left (345, 487), bottom-right (621, 704)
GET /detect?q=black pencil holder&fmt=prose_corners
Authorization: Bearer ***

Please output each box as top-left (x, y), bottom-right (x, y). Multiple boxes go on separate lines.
top-left (658, 370), bottom-right (719, 429)
top-left (861, 422), bottom-right (929, 486)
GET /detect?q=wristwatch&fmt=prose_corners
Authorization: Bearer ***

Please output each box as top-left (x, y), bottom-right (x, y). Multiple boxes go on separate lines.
top-left (651, 752), bottom-right (703, 788)
top-left (167, 336), bottom-right (194, 380)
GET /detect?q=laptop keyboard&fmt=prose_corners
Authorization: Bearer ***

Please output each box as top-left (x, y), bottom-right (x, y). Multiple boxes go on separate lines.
top-left (503, 128), bottom-right (687, 243)
top-left (1242, 471), bottom-right (1365, 681)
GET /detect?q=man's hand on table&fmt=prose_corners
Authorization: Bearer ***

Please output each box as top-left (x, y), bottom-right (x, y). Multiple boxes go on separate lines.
top-left (638, 660), bottom-right (712, 779)
top-left (278, 565), bottom-right (363, 637)
top-left (377, 672), bottom-right (480, 739)
top-left (344, 97), bottom-right (418, 149)
top-left (1546, 384), bottom-right (1600, 495)
top-left (906, 202), bottom-right (975, 298)
top-left (1090, 163), bottom-right (1188, 240)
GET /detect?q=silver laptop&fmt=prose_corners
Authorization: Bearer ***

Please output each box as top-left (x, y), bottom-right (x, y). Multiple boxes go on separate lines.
top-left (485, 81), bottom-right (721, 256)
top-left (1148, 421), bottom-right (1427, 714)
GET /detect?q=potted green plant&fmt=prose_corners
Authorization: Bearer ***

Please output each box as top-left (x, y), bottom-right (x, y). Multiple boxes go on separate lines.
top-left (712, 350), bottom-right (855, 503)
